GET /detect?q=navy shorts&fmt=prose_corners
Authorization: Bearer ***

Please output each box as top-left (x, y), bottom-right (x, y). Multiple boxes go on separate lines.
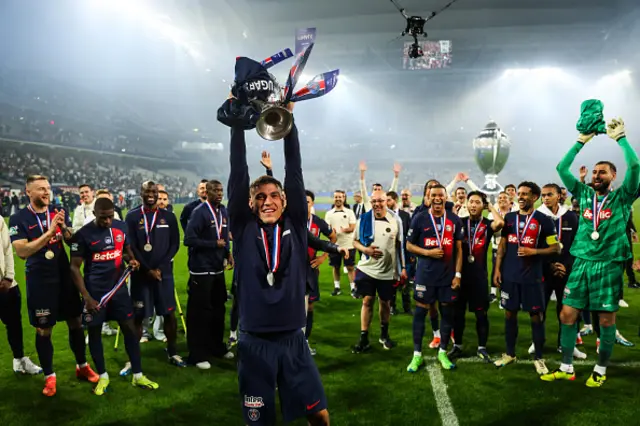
top-left (406, 259), bottom-right (416, 282)
top-left (355, 270), bottom-right (395, 301)
top-left (26, 278), bottom-right (83, 328)
top-left (458, 279), bottom-right (489, 312)
top-left (130, 268), bottom-right (176, 319)
top-left (82, 288), bottom-right (134, 327)
top-left (307, 268), bottom-right (320, 303)
top-left (414, 284), bottom-right (458, 305)
top-left (238, 330), bottom-right (327, 425)
top-left (329, 248), bottom-right (356, 268)
top-left (500, 281), bottom-right (545, 313)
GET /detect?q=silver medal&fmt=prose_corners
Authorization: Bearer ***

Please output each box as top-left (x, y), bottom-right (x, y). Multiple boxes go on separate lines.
top-left (468, 255), bottom-right (475, 263)
top-left (267, 271), bottom-right (274, 286)
top-left (591, 231), bottom-right (599, 241)
top-left (144, 243), bottom-right (153, 252)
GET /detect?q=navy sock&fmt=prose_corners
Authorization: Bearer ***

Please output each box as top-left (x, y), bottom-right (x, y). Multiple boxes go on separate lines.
top-left (505, 315), bottom-right (518, 357)
top-left (68, 326), bottom-right (87, 365)
top-left (35, 333), bottom-right (54, 376)
top-left (87, 327), bottom-right (106, 374)
top-left (380, 321), bottom-right (389, 339)
top-left (531, 315), bottom-right (546, 359)
top-left (475, 311), bottom-right (489, 348)
top-left (439, 305), bottom-right (454, 350)
top-left (123, 325), bottom-right (143, 374)
top-left (453, 307), bottom-right (466, 347)
top-left (230, 297), bottom-right (239, 333)
top-left (305, 311), bottom-right (314, 339)
top-left (413, 306), bottom-right (427, 352)
top-left (430, 312), bottom-right (439, 334)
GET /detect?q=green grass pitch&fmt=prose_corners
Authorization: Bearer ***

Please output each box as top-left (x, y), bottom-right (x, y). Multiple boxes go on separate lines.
top-left (1, 204), bottom-right (639, 426)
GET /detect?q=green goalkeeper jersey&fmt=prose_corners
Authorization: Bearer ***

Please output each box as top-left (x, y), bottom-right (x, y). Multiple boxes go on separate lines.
top-left (557, 137), bottom-right (640, 262)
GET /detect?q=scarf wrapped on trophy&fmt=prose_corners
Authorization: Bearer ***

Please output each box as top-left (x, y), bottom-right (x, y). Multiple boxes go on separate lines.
top-left (217, 43), bottom-right (340, 140)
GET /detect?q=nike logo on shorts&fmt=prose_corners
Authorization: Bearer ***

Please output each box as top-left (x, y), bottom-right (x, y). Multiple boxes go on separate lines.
top-left (306, 400), bottom-right (321, 410)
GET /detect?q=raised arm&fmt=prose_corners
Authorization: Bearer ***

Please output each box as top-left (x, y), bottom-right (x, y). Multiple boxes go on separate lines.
top-left (283, 124), bottom-right (307, 224)
top-left (389, 163), bottom-right (401, 192)
top-left (617, 136), bottom-right (640, 197)
top-left (556, 140), bottom-right (588, 194)
top-left (359, 161), bottom-right (371, 207)
top-left (228, 127), bottom-right (252, 228)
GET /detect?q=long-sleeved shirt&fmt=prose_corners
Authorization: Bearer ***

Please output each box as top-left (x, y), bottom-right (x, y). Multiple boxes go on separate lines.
top-left (180, 199), bottom-right (204, 232)
top-left (228, 125), bottom-right (307, 334)
top-left (360, 175), bottom-right (399, 212)
top-left (184, 201), bottom-right (230, 274)
top-left (0, 215), bottom-right (17, 288)
top-left (72, 201), bottom-right (95, 232)
top-left (125, 206), bottom-right (180, 273)
top-left (446, 178), bottom-right (480, 218)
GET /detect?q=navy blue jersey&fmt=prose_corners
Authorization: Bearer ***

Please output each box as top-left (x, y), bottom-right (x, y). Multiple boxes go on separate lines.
top-left (184, 201), bottom-right (230, 273)
top-left (307, 215), bottom-right (332, 260)
top-left (501, 210), bottom-right (557, 284)
top-left (228, 125), bottom-right (307, 333)
top-left (461, 217), bottom-right (495, 281)
top-left (412, 201), bottom-right (455, 220)
top-left (180, 199), bottom-right (204, 231)
top-left (70, 220), bottom-right (128, 293)
top-left (9, 206), bottom-right (72, 282)
top-left (408, 210), bottom-right (464, 287)
top-left (540, 209), bottom-right (578, 277)
top-left (124, 207), bottom-right (180, 273)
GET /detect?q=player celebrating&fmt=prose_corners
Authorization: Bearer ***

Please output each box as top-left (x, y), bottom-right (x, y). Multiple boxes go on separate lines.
top-left (541, 118), bottom-right (639, 387)
top-left (493, 182), bottom-right (560, 375)
top-left (125, 181), bottom-right (184, 369)
top-left (406, 184), bottom-right (463, 371)
top-left (352, 189), bottom-right (406, 353)
top-left (227, 114), bottom-right (329, 424)
top-left (9, 175), bottom-right (98, 397)
top-left (450, 191), bottom-right (504, 362)
top-left (70, 198), bottom-right (158, 395)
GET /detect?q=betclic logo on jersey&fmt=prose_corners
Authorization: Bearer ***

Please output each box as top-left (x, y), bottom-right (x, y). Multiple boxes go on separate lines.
top-left (582, 208), bottom-right (612, 221)
top-left (424, 237), bottom-right (452, 247)
top-left (507, 234), bottom-right (534, 245)
top-left (92, 249), bottom-right (122, 262)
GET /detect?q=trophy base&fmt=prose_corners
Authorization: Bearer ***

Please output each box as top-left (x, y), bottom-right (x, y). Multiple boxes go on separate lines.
top-left (480, 174), bottom-right (504, 196)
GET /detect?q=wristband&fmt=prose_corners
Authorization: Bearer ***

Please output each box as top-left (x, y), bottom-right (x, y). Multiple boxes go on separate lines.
top-left (455, 272), bottom-right (462, 279)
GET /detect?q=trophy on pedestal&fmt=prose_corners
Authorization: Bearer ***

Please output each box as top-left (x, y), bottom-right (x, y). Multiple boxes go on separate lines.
top-left (472, 121), bottom-right (511, 198)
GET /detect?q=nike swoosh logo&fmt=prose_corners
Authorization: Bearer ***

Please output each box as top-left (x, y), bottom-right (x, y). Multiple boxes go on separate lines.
top-left (306, 400), bottom-right (321, 411)
top-left (29, 224), bottom-right (38, 230)
top-left (91, 241), bottom-right (101, 245)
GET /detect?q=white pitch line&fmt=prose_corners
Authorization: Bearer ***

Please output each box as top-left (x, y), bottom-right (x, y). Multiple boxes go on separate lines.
top-left (427, 363), bottom-right (460, 426)
top-left (423, 356), bottom-right (640, 368)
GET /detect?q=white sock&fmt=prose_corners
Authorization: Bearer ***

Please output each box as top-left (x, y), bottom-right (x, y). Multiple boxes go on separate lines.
top-left (594, 364), bottom-right (607, 376)
top-left (230, 330), bottom-right (237, 339)
top-left (434, 330), bottom-right (441, 338)
top-left (560, 363), bottom-right (574, 373)
top-left (478, 346), bottom-right (486, 351)
top-left (438, 348), bottom-right (446, 354)
top-left (350, 282), bottom-right (355, 290)
top-left (133, 372), bottom-right (143, 379)
top-left (77, 363), bottom-right (87, 368)
top-left (302, 327), bottom-right (306, 334)
top-left (45, 373), bottom-right (56, 379)
top-left (100, 372), bottom-right (109, 379)
top-left (585, 324), bottom-right (593, 330)
top-left (413, 351), bottom-right (422, 357)
top-left (491, 287), bottom-right (497, 295)
top-left (334, 281), bottom-right (340, 289)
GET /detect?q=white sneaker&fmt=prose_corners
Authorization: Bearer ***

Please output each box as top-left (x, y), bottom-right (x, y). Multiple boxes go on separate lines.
top-left (528, 342), bottom-right (535, 355)
top-left (343, 267), bottom-right (348, 274)
top-left (102, 323), bottom-right (118, 336)
top-left (550, 291), bottom-right (557, 302)
top-left (119, 362), bottom-right (132, 376)
top-left (140, 336), bottom-right (149, 343)
top-left (14, 357), bottom-right (43, 375)
top-left (619, 299), bottom-right (629, 308)
top-left (573, 347), bottom-right (587, 359)
top-left (533, 359), bottom-right (549, 375)
top-left (222, 351), bottom-right (235, 360)
top-left (196, 361), bottom-right (211, 370)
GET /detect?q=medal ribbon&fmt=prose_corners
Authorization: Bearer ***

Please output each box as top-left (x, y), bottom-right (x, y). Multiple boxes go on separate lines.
top-left (467, 219), bottom-right (482, 256)
top-left (557, 215), bottom-right (562, 244)
top-left (592, 193), bottom-right (610, 234)
top-left (515, 214), bottom-right (535, 246)
top-left (261, 224), bottom-right (281, 274)
top-left (429, 211), bottom-right (446, 248)
top-left (98, 266), bottom-right (133, 309)
top-left (27, 204), bottom-right (51, 236)
top-left (205, 201), bottom-right (222, 240)
top-left (141, 206), bottom-right (158, 246)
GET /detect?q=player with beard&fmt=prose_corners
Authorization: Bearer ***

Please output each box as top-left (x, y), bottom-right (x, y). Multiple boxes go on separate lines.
top-left (358, 161), bottom-right (400, 212)
top-left (386, 191), bottom-right (412, 315)
top-left (533, 183), bottom-right (584, 359)
top-left (488, 191), bottom-right (512, 304)
top-left (450, 191), bottom-right (504, 362)
top-left (400, 189), bottom-right (416, 215)
top-left (493, 182), bottom-right (560, 375)
top-left (352, 189), bottom-right (406, 352)
top-left (542, 119), bottom-right (639, 387)
top-left (324, 191), bottom-right (357, 297)
top-left (407, 184), bottom-right (463, 371)
top-left (180, 179), bottom-right (208, 231)
top-left (228, 110), bottom-right (329, 424)
top-left (125, 181), bottom-right (183, 371)
top-left (9, 175), bottom-right (98, 397)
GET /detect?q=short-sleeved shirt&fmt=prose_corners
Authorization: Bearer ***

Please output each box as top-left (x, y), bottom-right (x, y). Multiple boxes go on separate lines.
top-left (307, 215), bottom-right (332, 260)
top-left (354, 211), bottom-right (401, 280)
top-left (9, 206), bottom-right (72, 283)
top-left (461, 217), bottom-right (495, 282)
top-left (324, 208), bottom-right (357, 249)
top-left (501, 210), bottom-right (558, 284)
top-left (408, 210), bottom-right (464, 287)
top-left (71, 221), bottom-right (129, 293)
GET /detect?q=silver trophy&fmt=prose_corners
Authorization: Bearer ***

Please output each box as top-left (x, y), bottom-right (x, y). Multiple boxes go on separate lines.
top-left (472, 121), bottom-right (511, 196)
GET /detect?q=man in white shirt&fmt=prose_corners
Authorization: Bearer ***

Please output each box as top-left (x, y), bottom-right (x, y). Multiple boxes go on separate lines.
top-left (446, 173), bottom-right (480, 218)
top-left (488, 191), bottom-right (512, 303)
top-left (82, 190), bottom-right (122, 225)
top-left (358, 161), bottom-right (400, 212)
top-left (0, 215), bottom-right (42, 375)
top-left (324, 191), bottom-right (357, 297)
top-left (400, 189), bottom-right (417, 215)
top-left (72, 184), bottom-right (95, 231)
top-left (352, 189), bottom-right (406, 353)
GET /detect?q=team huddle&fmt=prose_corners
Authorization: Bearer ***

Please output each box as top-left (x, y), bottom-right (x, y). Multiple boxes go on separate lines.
top-left (0, 113), bottom-right (636, 425)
